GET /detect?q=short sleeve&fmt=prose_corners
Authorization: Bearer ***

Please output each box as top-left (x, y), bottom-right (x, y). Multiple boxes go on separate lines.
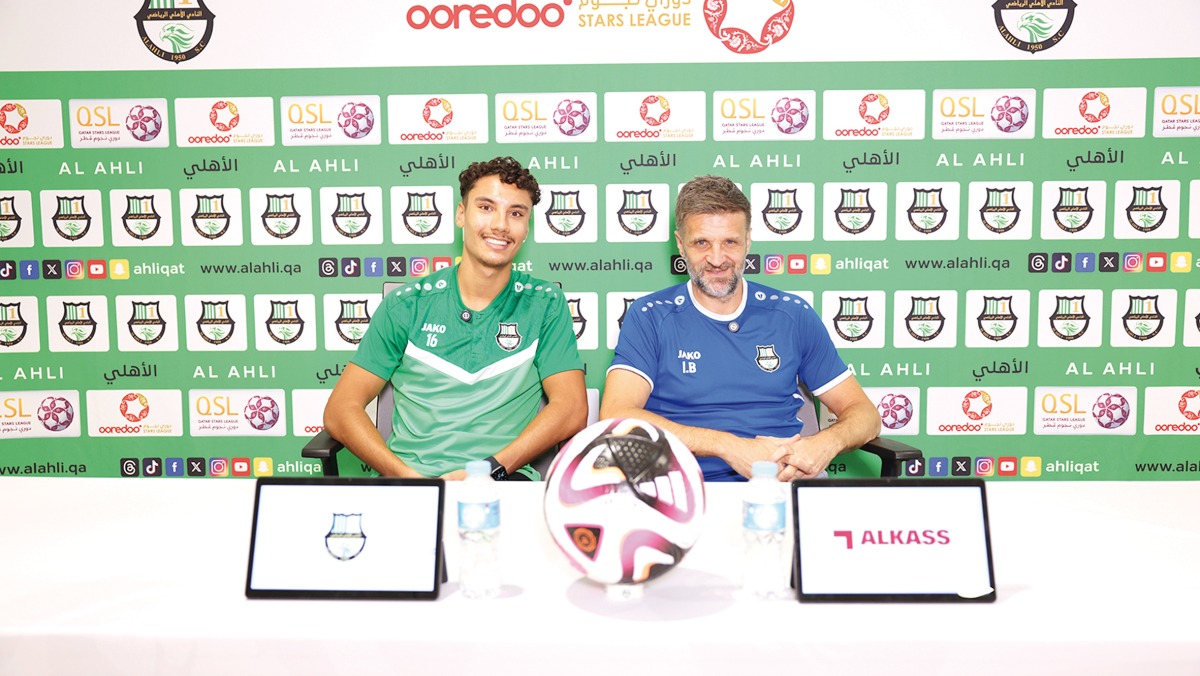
top-left (350, 293), bottom-right (412, 381)
top-left (608, 301), bottom-right (660, 389)
top-left (534, 292), bottom-right (584, 380)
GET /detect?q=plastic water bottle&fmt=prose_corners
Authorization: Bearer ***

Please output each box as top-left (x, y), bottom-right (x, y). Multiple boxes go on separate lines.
top-left (458, 460), bottom-right (501, 599)
top-left (742, 460), bottom-right (787, 599)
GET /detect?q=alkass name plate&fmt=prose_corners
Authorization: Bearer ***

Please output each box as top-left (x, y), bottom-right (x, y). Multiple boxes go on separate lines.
top-left (792, 478), bottom-right (995, 603)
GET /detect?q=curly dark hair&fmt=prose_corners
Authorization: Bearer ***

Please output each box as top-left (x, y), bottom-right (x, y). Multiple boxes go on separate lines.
top-left (458, 156), bottom-right (541, 206)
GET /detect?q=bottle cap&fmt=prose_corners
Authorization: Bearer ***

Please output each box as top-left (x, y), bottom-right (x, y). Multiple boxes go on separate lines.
top-left (751, 461), bottom-right (777, 478)
top-left (465, 460), bottom-right (490, 477)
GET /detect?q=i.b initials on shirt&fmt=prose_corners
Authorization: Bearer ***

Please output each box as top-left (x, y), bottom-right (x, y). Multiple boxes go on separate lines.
top-left (678, 349), bottom-right (701, 374)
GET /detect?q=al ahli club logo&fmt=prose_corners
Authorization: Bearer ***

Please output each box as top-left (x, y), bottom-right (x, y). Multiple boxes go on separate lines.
top-left (135, 0), bottom-right (216, 64)
top-left (991, 0), bottom-right (1076, 54)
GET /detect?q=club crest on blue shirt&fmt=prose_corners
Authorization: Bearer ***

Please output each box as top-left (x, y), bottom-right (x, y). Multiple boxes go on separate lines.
top-left (755, 345), bottom-right (781, 372)
top-left (496, 322), bottom-right (522, 351)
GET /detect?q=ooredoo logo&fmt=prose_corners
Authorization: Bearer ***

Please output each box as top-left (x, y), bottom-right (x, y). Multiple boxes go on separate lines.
top-left (0, 103), bottom-right (29, 135)
top-left (1078, 91), bottom-right (1110, 123)
top-left (858, 93), bottom-right (890, 125)
top-left (120, 392), bottom-right (150, 422)
top-left (1180, 390), bottom-right (1200, 421)
top-left (704, 0), bottom-right (794, 54)
top-left (406, 1), bottom-right (571, 29)
top-left (962, 390), bottom-right (992, 421)
top-left (209, 100), bottom-right (239, 132)
top-left (423, 98), bottom-right (453, 129)
top-left (639, 95), bottom-right (670, 126)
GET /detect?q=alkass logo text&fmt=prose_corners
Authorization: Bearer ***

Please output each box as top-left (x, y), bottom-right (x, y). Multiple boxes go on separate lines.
top-left (832, 529), bottom-right (951, 549)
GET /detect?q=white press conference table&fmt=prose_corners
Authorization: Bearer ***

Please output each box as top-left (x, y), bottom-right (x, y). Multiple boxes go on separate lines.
top-left (0, 478), bottom-right (1197, 676)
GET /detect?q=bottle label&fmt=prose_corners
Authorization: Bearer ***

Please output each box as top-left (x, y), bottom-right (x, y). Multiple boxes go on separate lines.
top-left (743, 501), bottom-right (786, 531)
top-left (458, 499), bottom-right (500, 530)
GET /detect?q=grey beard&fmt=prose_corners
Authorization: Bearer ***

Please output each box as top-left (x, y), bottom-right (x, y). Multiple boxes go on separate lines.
top-left (687, 262), bottom-right (740, 299)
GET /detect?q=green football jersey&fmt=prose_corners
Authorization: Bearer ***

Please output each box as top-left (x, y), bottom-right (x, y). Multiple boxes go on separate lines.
top-left (351, 264), bottom-right (583, 478)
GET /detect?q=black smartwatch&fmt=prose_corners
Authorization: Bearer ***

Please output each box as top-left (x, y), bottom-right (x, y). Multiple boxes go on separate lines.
top-left (483, 455), bottom-right (508, 481)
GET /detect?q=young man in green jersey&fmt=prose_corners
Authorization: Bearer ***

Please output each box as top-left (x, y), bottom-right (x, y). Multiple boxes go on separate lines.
top-left (323, 157), bottom-right (587, 480)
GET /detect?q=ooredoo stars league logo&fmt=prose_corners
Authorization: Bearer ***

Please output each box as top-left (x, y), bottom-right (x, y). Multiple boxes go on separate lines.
top-left (992, 0), bottom-right (1076, 54)
top-left (120, 393), bottom-right (150, 423)
top-left (209, 100), bottom-right (238, 132)
top-left (962, 390), bottom-right (993, 421)
top-left (704, 0), bottom-right (794, 55)
top-left (1078, 91), bottom-right (1110, 124)
top-left (423, 97), bottom-right (453, 129)
top-left (0, 103), bottom-right (29, 136)
top-left (135, 0), bottom-right (216, 64)
top-left (859, 93), bottom-right (889, 126)
top-left (1180, 390), bottom-right (1200, 422)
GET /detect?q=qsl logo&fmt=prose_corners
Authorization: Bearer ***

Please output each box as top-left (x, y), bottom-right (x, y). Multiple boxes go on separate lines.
top-left (878, 393), bottom-right (914, 430)
top-left (1091, 393), bottom-right (1130, 430)
top-left (38, 396), bottom-right (75, 432)
top-left (244, 395), bottom-right (280, 431)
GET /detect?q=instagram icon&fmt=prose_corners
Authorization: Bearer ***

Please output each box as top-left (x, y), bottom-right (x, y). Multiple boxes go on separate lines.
top-left (209, 458), bottom-right (229, 477)
top-left (65, 260), bottom-right (85, 280)
top-left (410, 257), bottom-right (430, 277)
top-left (763, 254), bottom-right (784, 275)
top-left (974, 457), bottom-right (994, 477)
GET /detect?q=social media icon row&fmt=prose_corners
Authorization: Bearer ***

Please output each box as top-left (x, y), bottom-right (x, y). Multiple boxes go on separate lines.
top-left (120, 456), bottom-right (274, 477)
top-left (1027, 251), bottom-right (1192, 274)
top-left (906, 456), bottom-right (1043, 477)
top-left (317, 256), bottom-right (455, 278)
top-left (0, 259), bottom-right (132, 281)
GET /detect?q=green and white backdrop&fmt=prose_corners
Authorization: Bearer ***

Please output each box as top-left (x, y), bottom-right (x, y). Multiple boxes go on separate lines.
top-left (0, 0), bottom-right (1197, 480)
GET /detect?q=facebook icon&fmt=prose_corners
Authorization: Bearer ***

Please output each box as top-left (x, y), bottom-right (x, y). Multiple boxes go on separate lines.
top-left (928, 457), bottom-right (949, 477)
top-left (19, 261), bottom-right (39, 280)
top-left (364, 257), bottom-right (384, 277)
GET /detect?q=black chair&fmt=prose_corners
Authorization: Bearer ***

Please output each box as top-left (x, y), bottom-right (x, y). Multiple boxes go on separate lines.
top-left (795, 380), bottom-right (923, 478)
